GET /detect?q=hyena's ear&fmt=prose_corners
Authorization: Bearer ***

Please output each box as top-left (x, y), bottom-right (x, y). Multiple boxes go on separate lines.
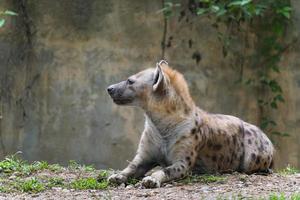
top-left (153, 63), bottom-right (166, 92)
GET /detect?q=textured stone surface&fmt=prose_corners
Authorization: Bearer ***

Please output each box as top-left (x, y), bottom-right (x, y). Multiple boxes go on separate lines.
top-left (0, 0), bottom-right (299, 169)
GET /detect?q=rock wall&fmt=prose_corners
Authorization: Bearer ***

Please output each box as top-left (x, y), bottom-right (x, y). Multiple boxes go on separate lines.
top-left (0, 0), bottom-right (299, 169)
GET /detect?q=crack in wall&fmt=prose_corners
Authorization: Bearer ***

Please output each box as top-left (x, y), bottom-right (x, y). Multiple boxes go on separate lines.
top-left (15, 0), bottom-right (36, 125)
top-left (160, 0), bottom-right (168, 59)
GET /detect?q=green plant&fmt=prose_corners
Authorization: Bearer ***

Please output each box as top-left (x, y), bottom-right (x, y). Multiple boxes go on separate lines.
top-left (48, 163), bottom-right (64, 172)
top-left (0, 10), bottom-right (17, 28)
top-left (179, 174), bottom-right (226, 184)
top-left (0, 154), bottom-right (24, 173)
top-left (97, 170), bottom-right (108, 181)
top-left (46, 177), bottom-right (65, 188)
top-left (68, 160), bottom-right (96, 172)
top-left (291, 193), bottom-right (300, 200)
top-left (278, 165), bottom-right (299, 175)
top-left (15, 178), bottom-right (45, 193)
top-left (127, 177), bottom-right (139, 185)
top-left (70, 177), bottom-right (109, 190)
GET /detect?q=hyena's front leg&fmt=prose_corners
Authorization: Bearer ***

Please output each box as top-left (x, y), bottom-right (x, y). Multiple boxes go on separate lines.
top-left (142, 135), bottom-right (200, 188)
top-left (108, 154), bottom-right (154, 185)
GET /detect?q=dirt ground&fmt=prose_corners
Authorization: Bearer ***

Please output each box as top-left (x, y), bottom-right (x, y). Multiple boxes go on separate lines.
top-left (0, 171), bottom-right (299, 200)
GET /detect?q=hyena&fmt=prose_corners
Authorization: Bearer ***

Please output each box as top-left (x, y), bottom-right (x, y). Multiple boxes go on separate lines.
top-left (106, 60), bottom-right (274, 188)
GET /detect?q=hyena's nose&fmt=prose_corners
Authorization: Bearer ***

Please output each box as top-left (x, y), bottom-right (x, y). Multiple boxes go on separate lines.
top-left (107, 86), bottom-right (115, 95)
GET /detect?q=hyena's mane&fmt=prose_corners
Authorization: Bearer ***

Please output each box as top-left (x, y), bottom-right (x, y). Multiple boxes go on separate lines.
top-left (161, 64), bottom-right (195, 114)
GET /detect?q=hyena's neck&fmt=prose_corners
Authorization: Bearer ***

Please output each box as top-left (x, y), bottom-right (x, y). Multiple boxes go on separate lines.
top-left (145, 109), bottom-right (196, 137)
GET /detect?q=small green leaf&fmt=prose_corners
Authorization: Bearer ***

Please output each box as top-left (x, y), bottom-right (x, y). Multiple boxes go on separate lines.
top-left (199, 0), bottom-right (210, 3)
top-left (0, 19), bottom-right (5, 28)
top-left (273, 94), bottom-right (285, 103)
top-left (197, 8), bottom-right (207, 15)
top-left (276, 6), bottom-right (292, 19)
top-left (216, 8), bottom-right (227, 17)
top-left (228, 0), bottom-right (252, 7)
top-left (271, 65), bottom-right (280, 73)
top-left (270, 101), bottom-right (278, 109)
top-left (4, 10), bottom-right (18, 16)
top-left (211, 5), bottom-right (220, 13)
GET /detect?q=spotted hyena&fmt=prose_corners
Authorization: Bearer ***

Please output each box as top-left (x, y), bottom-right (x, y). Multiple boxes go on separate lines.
top-left (106, 60), bottom-right (274, 188)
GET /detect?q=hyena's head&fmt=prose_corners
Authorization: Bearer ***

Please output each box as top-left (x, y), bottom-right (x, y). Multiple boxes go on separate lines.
top-left (107, 60), bottom-right (195, 114)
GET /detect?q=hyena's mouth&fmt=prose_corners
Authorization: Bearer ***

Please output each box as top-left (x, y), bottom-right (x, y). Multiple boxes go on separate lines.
top-left (112, 98), bottom-right (133, 105)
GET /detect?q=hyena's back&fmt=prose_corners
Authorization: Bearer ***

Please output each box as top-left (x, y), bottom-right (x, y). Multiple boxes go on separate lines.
top-left (194, 113), bottom-right (274, 174)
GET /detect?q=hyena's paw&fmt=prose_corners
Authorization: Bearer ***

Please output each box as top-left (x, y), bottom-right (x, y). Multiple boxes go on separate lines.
top-left (142, 176), bottom-right (161, 188)
top-left (107, 173), bottom-right (127, 185)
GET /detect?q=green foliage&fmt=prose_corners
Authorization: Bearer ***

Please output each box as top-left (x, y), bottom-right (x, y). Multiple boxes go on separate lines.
top-left (46, 177), bottom-right (65, 188)
top-left (0, 10), bottom-right (17, 28)
top-left (158, 1), bottom-right (181, 18)
top-left (97, 170), bottom-right (109, 181)
top-left (291, 193), bottom-right (300, 200)
top-left (0, 154), bottom-right (23, 173)
top-left (127, 177), bottom-right (139, 185)
top-left (68, 160), bottom-right (96, 172)
top-left (70, 177), bottom-right (109, 190)
top-left (0, 154), bottom-right (63, 175)
top-left (278, 165), bottom-right (299, 175)
top-left (15, 178), bottom-right (45, 193)
top-left (268, 193), bottom-right (300, 200)
top-left (179, 174), bottom-right (226, 184)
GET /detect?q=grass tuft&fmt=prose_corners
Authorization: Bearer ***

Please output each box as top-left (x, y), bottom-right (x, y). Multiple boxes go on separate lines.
top-left (278, 165), bottom-right (299, 175)
top-left (179, 174), bottom-right (226, 184)
top-left (70, 177), bottom-right (109, 190)
top-left (268, 193), bottom-right (300, 200)
top-left (46, 177), bottom-right (65, 188)
top-left (15, 178), bottom-right (45, 193)
top-left (68, 160), bottom-right (96, 172)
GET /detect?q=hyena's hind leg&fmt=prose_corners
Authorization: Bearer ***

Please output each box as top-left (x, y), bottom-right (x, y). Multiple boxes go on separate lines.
top-left (108, 154), bottom-right (155, 184)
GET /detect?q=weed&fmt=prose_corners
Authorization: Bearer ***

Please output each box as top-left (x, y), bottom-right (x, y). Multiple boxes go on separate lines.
top-left (46, 177), bottom-right (64, 188)
top-left (15, 178), bottom-right (45, 193)
top-left (0, 155), bottom-right (23, 173)
top-left (97, 170), bottom-right (108, 181)
top-left (70, 177), bottom-right (109, 190)
top-left (48, 163), bottom-right (64, 172)
top-left (179, 174), bottom-right (226, 184)
top-left (278, 165), bottom-right (299, 175)
top-left (0, 185), bottom-right (10, 193)
top-left (291, 193), bottom-right (300, 200)
top-left (68, 160), bottom-right (81, 170)
top-left (0, 155), bottom-right (63, 175)
top-left (68, 160), bottom-right (95, 172)
top-left (127, 177), bottom-right (139, 185)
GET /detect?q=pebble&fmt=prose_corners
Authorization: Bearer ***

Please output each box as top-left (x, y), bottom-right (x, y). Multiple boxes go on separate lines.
top-left (118, 183), bottom-right (125, 189)
top-left (126, 185), bottom-right (134, 189)
top-left (62, 189), bottom-right (69, 193)
top-left (134, 182), bottom-right (142, 188)
top-left (136, 192), bottom-right (150, 197)
top-left (8, 175), bottom-right (16, 180)
top-left (31, 194), bottom-right (39, 198)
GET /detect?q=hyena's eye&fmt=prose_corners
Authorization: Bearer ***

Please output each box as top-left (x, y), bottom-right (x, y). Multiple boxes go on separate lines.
top-left (127, 79), bottom-right (135, 85)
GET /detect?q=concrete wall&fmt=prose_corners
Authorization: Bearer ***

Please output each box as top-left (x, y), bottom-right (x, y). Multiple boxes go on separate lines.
top-left (0, 0), bottom-right (299, 169)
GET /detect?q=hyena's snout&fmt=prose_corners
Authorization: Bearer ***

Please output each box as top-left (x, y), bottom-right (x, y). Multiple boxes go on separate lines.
top-left (107, 83), bottom-right (122, 98)
top-left (107, 81), bottom-right (135, 105)
top-left (107, 85), bottom-right (115, 96)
